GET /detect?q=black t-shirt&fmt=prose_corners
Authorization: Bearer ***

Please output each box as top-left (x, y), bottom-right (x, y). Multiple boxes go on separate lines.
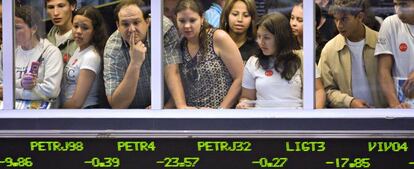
top-left (239, 39), bottom-right (258, 61)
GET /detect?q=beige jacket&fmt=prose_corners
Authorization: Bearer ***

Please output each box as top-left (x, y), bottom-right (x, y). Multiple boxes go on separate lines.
top-left (318, 25), bottom-right (387, 108)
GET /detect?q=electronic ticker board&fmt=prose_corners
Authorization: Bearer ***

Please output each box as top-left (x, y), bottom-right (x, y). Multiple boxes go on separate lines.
top-left (1, 136), bottom-right (414, 169)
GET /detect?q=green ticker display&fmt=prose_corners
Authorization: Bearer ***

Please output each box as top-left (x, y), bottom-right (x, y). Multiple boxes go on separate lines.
top-left (0, 138), bottom-right (413, 168)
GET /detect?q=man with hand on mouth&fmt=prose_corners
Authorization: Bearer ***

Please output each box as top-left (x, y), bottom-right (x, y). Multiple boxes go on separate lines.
top-left (104, 0), bottom-right (185, 109)
top-left (318, 0), bottom-right (387, 108)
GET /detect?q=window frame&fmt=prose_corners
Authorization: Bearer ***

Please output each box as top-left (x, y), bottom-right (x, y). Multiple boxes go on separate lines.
top-left (1, 0), bottom-right (414, 132)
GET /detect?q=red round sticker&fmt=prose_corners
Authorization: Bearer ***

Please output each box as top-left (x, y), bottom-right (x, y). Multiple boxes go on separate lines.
top-left (265, 70), bottom-right (273, 76)
top-left (400, 43), bottom-right (408, 52)
top-left (63, 54), bottom-right (70, 63)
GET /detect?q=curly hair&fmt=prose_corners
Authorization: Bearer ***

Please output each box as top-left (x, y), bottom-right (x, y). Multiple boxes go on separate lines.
top-left (255, 13), bottom-right (301, 81)
top-left (74, 5), bottom-right (108, 57)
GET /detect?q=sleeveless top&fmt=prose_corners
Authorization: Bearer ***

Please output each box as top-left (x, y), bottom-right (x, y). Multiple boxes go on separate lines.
top-left (180, 29), bottom-right (233, 108)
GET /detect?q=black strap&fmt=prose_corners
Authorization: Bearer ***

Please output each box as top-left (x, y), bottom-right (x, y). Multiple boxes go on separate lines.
top-left (36, 44), bottom-right (51, 63)
top-left (57, 39), bottom-right (71, 51)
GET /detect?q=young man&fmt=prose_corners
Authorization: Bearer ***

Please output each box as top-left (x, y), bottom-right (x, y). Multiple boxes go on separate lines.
top-left (318, 0), bottom-right (387, 108)
top-left (104, 0), bottom-right (188, 109)
top-left (375, 0), bottom-right (414, 108)
top-left (46, 0), bottom-right (78, 63)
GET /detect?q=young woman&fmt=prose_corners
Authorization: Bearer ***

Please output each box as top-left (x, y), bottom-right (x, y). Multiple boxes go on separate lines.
top-left (14, 6), bottom-right (63, 105)
top-left (290, 2), bottom-right (303, 49)
top-left (175, 0), bottom-right (243, 109)
top-left (291, 2), bottom-right (326, 108)
top-left (60, 6), bottom-right (108, 108)
top-left (236, 13), bottom-right (302, 109)
top-left (220, 0), bottom-right (258, 61)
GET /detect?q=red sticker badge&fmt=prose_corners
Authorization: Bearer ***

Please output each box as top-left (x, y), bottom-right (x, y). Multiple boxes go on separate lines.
top-left (400, 43), bottom-right (408, 52)
top-left (63, 54), bottom-right (71, 64)
top-left (265, 70), bottom-right (273, 76)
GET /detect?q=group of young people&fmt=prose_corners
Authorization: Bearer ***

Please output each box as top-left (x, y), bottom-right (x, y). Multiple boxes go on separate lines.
top-left (0, 0), bottom-right (107, 108)
top-left (162, 0), bottom-right (309, 109)
top-left (1, 0), bottom-right (413, 109)
top-left (129, 0), bottom-right (414, 109)
top-left (318, 0), bottom-right (414, 108)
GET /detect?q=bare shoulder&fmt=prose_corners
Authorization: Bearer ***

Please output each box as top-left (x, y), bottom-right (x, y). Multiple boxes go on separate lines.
top-left (213, 29), bottom-right (232, 43)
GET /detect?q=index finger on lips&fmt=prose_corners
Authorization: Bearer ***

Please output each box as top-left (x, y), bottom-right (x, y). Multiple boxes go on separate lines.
top-left (130, 33), bottom-right (135, 46)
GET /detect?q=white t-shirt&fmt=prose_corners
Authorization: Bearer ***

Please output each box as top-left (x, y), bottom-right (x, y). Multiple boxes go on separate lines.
top-left (375, 14), bottom-right (414, 79)
top-left (347, 38), bottom-right (374, 105)
top-left (242, 57), bottom-right (302, 108)
top-left (61, 46), bottom-right (101, 108)
top-left (15, 39), bottom-right (63, 101)
top-left (55, 30), bottom-right (72, 47)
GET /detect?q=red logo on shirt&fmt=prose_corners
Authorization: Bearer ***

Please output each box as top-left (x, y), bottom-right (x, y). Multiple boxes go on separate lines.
top-left (400, 43), bottom-right (408, 52)
top-left (265, 70), bottom-right (273, 76)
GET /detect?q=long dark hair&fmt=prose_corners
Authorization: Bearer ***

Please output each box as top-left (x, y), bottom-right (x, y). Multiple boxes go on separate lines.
top-left (175, 0), bottom-right (211, 59)
top-left (74, 6), bottom-right (109, 108)
top-left (220, 0), bottom-right (257, 39)
top-left (256, 13), bottom-right (301, 81)
top-left (291, 1), bottom-right (303, 49)
top-left (73, 5), bottom-right (108, 56)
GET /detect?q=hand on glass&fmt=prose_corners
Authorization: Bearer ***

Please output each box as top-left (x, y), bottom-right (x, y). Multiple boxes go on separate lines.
top-left (350, 98), bottom-right (370, 108)
top-left (236, 99), bottom-right (254, 109)
top-left (391, 102), bottom-right (411, 109)
top-left (403, 71), bottom-right (414, 99)
top-left (179, 106), bottom-right (197, 109)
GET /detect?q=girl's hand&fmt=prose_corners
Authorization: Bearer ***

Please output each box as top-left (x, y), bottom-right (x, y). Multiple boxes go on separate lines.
top-left (21, 73), bottom-right (37, 90)
top-left (236, 99), bottom-right (253, 109)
